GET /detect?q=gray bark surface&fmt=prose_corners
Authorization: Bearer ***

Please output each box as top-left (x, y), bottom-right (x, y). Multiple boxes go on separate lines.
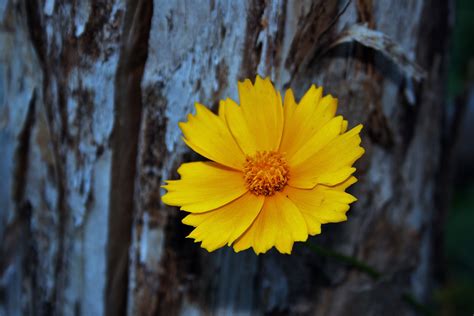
top-left (0, 0), bottom-right (452, 315)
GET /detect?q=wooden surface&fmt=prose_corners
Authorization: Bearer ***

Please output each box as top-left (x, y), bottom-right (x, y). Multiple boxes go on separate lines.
top-left (0, 0), bottom-right (453, 315)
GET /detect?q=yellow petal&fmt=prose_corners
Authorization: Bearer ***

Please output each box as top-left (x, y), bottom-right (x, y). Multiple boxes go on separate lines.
top-left (281, 89), bottom-right (297, 148)
top-left (287, 116), bottom-right (343, 166)
top-left (341, 120), bottom-right (348, 133)
top-left (286, 177), bottom-right (357, 234)
top-left (223, 98), bottom-right (258, 154)
top-left (282, 86), bottom-right (323, 157)
top-left (182, 192), bottom-right (265, 252)
top-left (283, 89), bottom-right (297, 121)
top-left (289, 124), bottom-right (364, 189)
top-left (280, 86), bottom-right (338, 157)
top-left (317, 167), bottom-right (357, 186)
top-left (218, 100), bottom-right (227, 122)
top-left (233, 192), bottom-right (308, 254)
top-left (162, 162), bottom-right (247, 213)
top-left (236, 76), bottom-right (284, 151)
top-left (180, 103), bottom-right (245, 169)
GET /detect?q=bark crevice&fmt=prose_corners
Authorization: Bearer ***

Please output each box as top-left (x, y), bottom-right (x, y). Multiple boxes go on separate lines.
top-left (106, 1), bottom-right (153, 315)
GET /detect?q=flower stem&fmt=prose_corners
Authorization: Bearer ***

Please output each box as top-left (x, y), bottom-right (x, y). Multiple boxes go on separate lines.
top-left (304, 242), bottom-right (382, 279)
top-left (305, 243), bottom-right (432, 314)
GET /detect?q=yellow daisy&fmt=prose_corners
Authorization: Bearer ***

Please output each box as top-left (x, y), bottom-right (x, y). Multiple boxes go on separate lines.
top-left (162, 76), bottom-right (364, 254)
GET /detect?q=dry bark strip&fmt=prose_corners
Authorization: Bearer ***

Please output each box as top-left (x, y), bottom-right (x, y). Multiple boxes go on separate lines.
top-left (329, 23), bottom-right (427, 81)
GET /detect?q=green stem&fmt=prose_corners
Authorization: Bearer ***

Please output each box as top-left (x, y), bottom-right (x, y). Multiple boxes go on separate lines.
top-left (401, 293), bottom-right (433, 316)
top-left (304, 242), bottom-right (382, 279)
top-left (304, 243), bottom-right (433, 314)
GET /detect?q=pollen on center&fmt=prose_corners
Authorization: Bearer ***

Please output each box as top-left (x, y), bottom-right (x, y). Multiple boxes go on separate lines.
top-left (243, 151), bottom-right (289, 196)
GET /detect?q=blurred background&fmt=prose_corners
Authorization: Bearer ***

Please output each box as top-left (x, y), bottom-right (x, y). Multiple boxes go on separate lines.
top-left (441, 0), bottom-right (474, 314)
top-left (0, 0), bottom-right (473, 315)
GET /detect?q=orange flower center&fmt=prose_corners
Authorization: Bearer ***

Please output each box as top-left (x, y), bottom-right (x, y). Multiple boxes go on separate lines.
top-left (243, 151), bottom-right (289, 196)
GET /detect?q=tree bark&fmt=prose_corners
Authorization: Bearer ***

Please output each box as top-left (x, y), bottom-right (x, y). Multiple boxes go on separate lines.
top-left (0, 0), bottom-right (452, 315)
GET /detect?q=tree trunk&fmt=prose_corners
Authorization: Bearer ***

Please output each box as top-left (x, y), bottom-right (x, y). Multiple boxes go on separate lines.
top-left (0, 0), bottom-right (452, 315)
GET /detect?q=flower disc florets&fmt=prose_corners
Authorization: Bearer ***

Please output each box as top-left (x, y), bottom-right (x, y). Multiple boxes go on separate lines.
top-left (243, 151), bottom-right (289, 196)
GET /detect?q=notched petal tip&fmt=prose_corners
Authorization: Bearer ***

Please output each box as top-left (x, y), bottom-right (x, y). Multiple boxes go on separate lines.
top-left (284, 88), bottom-right (295, 98)
top-left (194, 102), bottom-right (212, 116)
top-left (202, 246), bottom-right (216, 253)
top-left (182, 216), bottom-right (192, 225)
top-left (352, 123), bottom-right (364, 133)
top-left (255, 74), bottom-right (265, 83)
top-left (252, 248), bottom-right (263, 255)
top-left (238, 78), bottom-right (253, 87)
top-left (310, 84), bottom-right (323, 94)
top-left (239, 75), bottom-right (274, 87)
top-left (279, 249), bottom-right (292, 255)
top-left (161, 192), bottom-right (171, 204)
top-left (255, 74), bottom-right (269, 82)
top-left (176, 163), bottom-right (189, 175)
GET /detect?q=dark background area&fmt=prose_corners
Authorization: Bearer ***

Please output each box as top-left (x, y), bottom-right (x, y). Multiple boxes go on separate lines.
top-left (441, 0), bottom-right (474, 314)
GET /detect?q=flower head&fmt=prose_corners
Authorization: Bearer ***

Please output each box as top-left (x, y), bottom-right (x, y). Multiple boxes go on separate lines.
top-left (162, 76), bottom-right (364, 254)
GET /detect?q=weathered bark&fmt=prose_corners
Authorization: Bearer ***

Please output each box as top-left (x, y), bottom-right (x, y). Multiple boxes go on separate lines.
top-left (0, 0), bottom-right (452, 315)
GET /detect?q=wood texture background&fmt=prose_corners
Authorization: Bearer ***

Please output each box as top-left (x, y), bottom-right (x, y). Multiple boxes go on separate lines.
top-left (0, 0), bottom-right (453, 315)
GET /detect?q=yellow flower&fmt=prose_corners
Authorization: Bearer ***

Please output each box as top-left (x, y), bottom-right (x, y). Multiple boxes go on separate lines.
top-left (162, 76), bottom-right (364, 254)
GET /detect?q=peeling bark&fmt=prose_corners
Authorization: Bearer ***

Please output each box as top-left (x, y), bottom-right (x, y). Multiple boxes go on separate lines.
top-left (0, 0), bottom-right (452, 315)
